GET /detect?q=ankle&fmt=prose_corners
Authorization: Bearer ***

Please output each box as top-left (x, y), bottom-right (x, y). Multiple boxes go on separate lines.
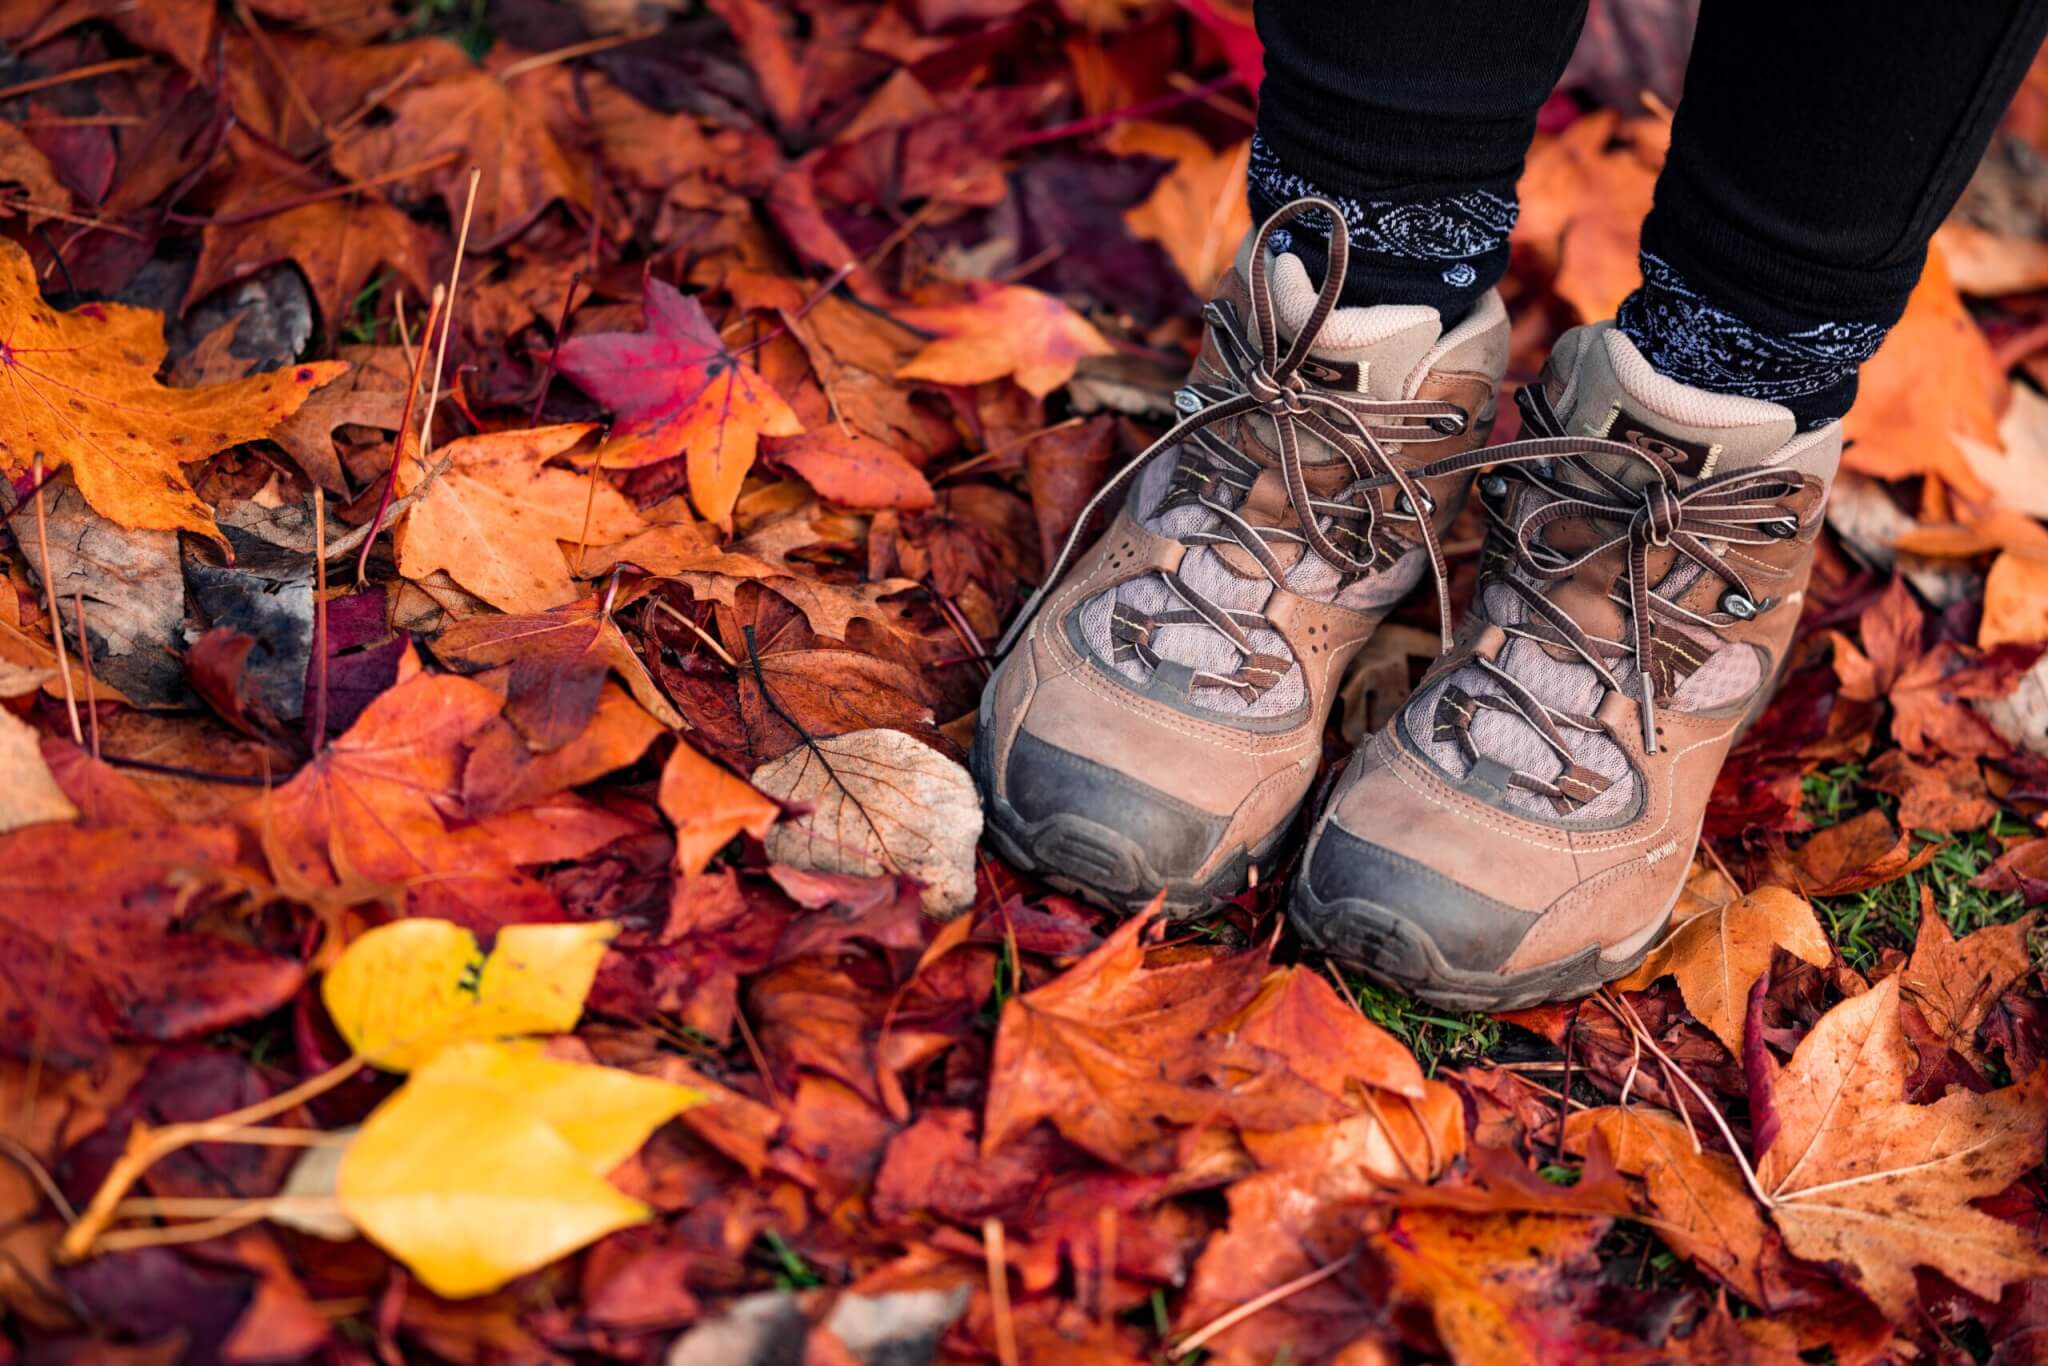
top-left (1615, 251), bottom-right (1887, 428)
top-left (1246, 133), bottom-right (1511, 327)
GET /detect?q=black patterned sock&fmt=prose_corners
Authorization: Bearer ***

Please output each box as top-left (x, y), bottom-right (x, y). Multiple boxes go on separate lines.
top-left (1616, 252), bottom-right (1888, 429)
top-left (1245, 133), bottom-right (1513, 326)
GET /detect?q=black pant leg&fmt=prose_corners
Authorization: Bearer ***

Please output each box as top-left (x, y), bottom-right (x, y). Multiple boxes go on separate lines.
top-left (1251, 0), bottom-right (1591, 317)
top-left (1625, 0), bottom-right (2048, 423)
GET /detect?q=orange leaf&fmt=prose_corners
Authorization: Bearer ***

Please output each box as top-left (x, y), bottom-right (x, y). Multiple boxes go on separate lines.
top-left (895, 282), bottom-right (1113, 398)
top-left (0, 239), bottom-right (346, 539)
top-left (1981, 549), bottom-right (2048, 648)
top-left (766, 429), bottom-right (935, 510)
top-left (1841, 243), bottom-right (2003, 496)
top-left (658, 740), bottom-right (778, 878)
top-left (1228, 966), bottom-right (1426, 1100)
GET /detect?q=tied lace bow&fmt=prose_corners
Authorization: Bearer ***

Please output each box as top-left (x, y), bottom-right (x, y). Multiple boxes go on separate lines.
top-left (996, 198), bottom-right (1473, 681)
top-left (1412, 385), bottom-right (1811, 766)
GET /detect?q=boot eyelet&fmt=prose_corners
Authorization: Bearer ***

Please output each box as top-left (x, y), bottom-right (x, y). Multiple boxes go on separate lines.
top-left (1720, 591), bottom-right (1757, 620)
top-left (1764, 516), bottom-right (1800, 539)
top-left (1479, 473), bottom-right (1509, 502)
top-left (1173, 388), bottom-right (1203, 415)
top-left (1394, 490), bottom-right (1436, 517)
top-left (1429, 413), bottom-right (1467, 435)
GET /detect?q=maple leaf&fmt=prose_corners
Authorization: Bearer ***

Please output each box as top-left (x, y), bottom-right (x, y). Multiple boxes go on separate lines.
top-left (1754, 974), bottom-right (2048, 1317)
top-left (894, 282), bottom-right (1115, 398)
top-left (1841, 243), bottom-right (2004, 497)
top-left (659, 739), bottom-right (778, 878)
top-left (1567, 1106), bottom-right (1774, 1304)
top-left (187, 192), bottom-right (441, 338)
top-left (1615, 887), bottom-right (1833, 1054)
top-left (766, 430), bottom-right (935, 510)
top-left (224, 33), bottom-right (469, 154)
top-left (1901, 901), bottom-right (2040, 1060)
top-left (1107, 123), bottom-right (1252, 294)
top-left (553, 280), bottom-right (803, 528)
top-left (393, 424), bottom-right (644, 615)
top-left (983, 911), bottom-right (1342, 1171)
top-left (0, 239), bottom-right (346, 538)
top-left (434, 601), bottom-right (684, 745)
top-left (1981, 550), bottom-right (2048, 649)
top-left (331, 68), bottom-right (592, 251)
top-left (0, 824), bottom-right (304, 1068)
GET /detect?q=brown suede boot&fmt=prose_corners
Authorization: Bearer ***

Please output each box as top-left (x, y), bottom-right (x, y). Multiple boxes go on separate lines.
top-left (1293, 321), bottom-right (1839, 1009)
top-left (973, 200), bottom-right (1510, 914)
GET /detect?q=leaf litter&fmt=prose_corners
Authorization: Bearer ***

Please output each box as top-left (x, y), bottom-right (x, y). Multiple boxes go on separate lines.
top-left (0, 3), bottom-right (2045, 1363)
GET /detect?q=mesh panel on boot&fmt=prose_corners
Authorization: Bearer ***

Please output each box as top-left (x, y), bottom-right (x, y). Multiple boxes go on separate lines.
top-left (1072, 439), bottom-right (1412, 720)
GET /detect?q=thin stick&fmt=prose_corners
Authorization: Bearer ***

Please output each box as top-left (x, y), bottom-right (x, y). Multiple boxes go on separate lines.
top-left (1171, 1251), bottom-right (1358, 1359)
top-left (0, 1134), bottom-right (75, 1224)
top-left (59, 1056), bottom-right (367, 1261)
top-left (415, 167), bottom-right (481, 468)
top-left (70, 592), bottom-right (97, 757)
top-left (0, 57), bottom-right (151, 103)
top-left (1096, 1205), bottom-right (1117, 1328)
top-left (528, 270), bottom-right (582, 426)
top-left (354, 285), bottom-right (443, 586)
top-left (495, 26), bottom-right (661, 79)
top-left (30, 455), bottom-right (81, 745)
top-left (732, 1004), bottom-right (787, 1111)
top-left (653, 599), bottom-right (738, 669)
top-left (233, 0), bottom-right (326, 143)
top-left (2, 198), bottom-right (145, 238)
top-left (309, 487), bottom-right (330, 748)
top-left (983, 1218), bottom-right (1018, 1366)
top-left (94, 1210), bottom-right (270, 1254)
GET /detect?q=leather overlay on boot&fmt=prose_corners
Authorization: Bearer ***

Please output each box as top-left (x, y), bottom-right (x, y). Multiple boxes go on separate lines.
top-left (1293, 321), bottom-right (1839, 1009)
top-left (972, 198), bottom-right (1510, 914)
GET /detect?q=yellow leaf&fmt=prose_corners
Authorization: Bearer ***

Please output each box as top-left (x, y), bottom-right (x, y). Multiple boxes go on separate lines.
top-left (411, 1041), bottom-right (702, 1174)
top-left (337, 1076), bottom-right (649, 1298)
top-left (322, 919), bottom-right (617, 1070)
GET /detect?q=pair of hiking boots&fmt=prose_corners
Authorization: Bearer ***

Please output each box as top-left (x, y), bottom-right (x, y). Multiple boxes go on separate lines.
top-left (972, 200), bottom-right (1835, 1011)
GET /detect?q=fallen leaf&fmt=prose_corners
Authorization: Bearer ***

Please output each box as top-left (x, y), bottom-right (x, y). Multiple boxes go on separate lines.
top-left (766, 429), bottom-right (934, 510)
top-left (982, 911), bottom-right (1340, 1172)
top-left (1841, 244), bottom-right (2003, 497)
top-left (894, 282), bottom-right (1114, 398)
top-left (0, 708), bottom-right (77, 833)
top-left (1779, 809), bottom-right (1940, 897)
top-left (1865, 750), bottom-right (1996, 834)
top-left (337, 1072), bottom-right (650, 1298)
top-left (187, 190), bottom-right (440, 336)
top-left (1566, 1106), bottom-right (1773, 1304)
top-left (1756, 974), bottom-right (2048, 1317)
top-left (1901, 901), bottom-right (2039, 1059)
top-left (408, 1040), bottom-right (700, 1173)
top-left (553, 280), bottom-right (803, 527)
top-left (1227, 967), bottom-right (1426, 1100)
top-left (394, 424), bottom-right (643, 615)
top-left (1982, 550), bottom-right (2048, 648)
top-left (1963, 382), bottom-right (2048, 520)
top-left (0, 239), bottom-right (346, 538)
top-left (659, 738), bottom-right (779, 878)
top-left (1615, 886), bottom-right (1833, 1054)
top-left (1106, 123), bottom-right (1251, 294)
top-left (322, 918), bottom-right (619, 1071)
top-left (750, 727), bottom-right (982, 917)
top-left (434, 602), bottom-right (684, 743)
top-left (331, 67), bottom-right (592, 251)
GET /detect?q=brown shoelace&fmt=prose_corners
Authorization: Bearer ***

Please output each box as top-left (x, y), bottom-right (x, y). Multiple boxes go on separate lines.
top-left (996, 197), bottom-right (1472, 698)
top-left (1410, 385), bottom-right (1809, 782)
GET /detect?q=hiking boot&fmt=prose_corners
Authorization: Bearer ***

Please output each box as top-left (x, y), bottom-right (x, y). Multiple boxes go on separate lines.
top-left (972, 199), bottom-right (1511, 914)
top-left (1293, 321), bottom-right (1838, 1009)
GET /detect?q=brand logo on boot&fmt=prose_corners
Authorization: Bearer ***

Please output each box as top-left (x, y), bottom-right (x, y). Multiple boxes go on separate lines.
top-left (1591, 405), bottom-right (1722, 478)
top-left (1296, 357), bottom-right (1365, 391)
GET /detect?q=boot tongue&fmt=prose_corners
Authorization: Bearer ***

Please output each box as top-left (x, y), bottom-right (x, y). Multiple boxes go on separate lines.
top-left (1551, 325), bottom-right (1797, 484)
top-left (1265, 251), bottom-right (1444, 401)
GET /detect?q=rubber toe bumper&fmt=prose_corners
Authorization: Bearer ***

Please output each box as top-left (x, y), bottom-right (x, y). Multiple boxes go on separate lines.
top-left (972, 719), bottom-right (1268, 916)
top-left (1290, 823), bottom-right (1658, 1011)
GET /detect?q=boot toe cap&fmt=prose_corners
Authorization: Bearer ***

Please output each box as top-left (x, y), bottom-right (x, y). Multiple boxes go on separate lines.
top-left (978, 727), bottom-right (1240, 910)
top-left (1294, 822), bottom-right (1539, 980)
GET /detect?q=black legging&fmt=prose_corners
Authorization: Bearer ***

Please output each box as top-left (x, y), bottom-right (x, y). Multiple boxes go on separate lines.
top-left (1250, 0), bottom-right (2048, 424)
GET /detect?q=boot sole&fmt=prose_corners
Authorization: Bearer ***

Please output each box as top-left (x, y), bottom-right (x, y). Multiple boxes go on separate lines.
top-left (1290, 875), bottom-right (1674, 1013)
top-left (970, 699), bottom-right (1283, 918)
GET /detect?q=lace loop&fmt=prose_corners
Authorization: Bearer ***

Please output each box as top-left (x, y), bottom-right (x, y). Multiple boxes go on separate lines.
top-left (996, 198), bottom-right (1475, 691)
